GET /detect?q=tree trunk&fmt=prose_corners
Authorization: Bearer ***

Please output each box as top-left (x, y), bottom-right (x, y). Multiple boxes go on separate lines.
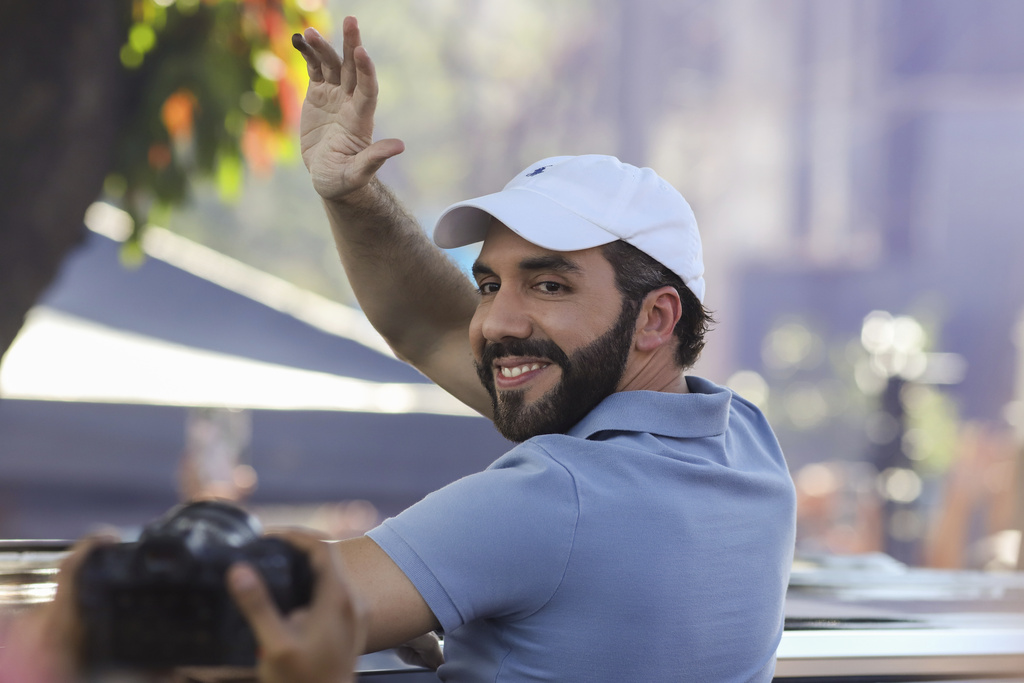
top-left (0, 2), bottom-right (126, 364)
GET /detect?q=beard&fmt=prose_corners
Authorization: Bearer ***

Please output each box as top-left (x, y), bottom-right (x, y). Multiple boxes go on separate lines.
top-left (476, 301), bottom-right (639, 442)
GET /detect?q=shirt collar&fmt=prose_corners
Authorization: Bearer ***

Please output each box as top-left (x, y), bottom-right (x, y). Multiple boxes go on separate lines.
top-left (566, 376), bottom-right (731, 440)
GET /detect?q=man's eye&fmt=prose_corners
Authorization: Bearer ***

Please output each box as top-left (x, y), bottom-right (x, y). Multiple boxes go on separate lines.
top-left (536, 281), bottom-right (564, 293)
top-left (478, 282), bottom-right (499, 295)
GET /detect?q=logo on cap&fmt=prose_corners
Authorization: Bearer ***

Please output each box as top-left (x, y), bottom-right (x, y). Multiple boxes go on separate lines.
top-left (525, 165), bottom-right (550, 177)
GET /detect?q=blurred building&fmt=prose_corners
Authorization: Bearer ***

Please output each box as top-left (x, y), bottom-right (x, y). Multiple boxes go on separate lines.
top-left (712, 0), bottom-right (1024, 563)
top-left (731, 0), bottom-right (1024, 419)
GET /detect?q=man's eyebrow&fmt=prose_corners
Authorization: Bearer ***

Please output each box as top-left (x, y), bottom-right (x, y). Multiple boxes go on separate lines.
top-left (518, 254), bottom-right (582, 275)
top-left (471, 261), bottom-right (495, 280)
top-left (471, 254), bottom-right (582, 279)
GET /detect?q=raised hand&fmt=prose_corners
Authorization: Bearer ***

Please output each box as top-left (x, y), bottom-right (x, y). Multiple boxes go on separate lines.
top-left (291, 17), bottom-right (488, 419)
top-left (292, 17), bottom-right (404, 201)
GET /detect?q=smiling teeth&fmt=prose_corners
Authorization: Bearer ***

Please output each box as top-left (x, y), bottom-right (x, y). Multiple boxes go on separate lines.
top-left (501, 363), bottom-right (543, 378)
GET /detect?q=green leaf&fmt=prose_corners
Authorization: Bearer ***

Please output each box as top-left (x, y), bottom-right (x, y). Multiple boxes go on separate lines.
top-left (120, 44), bottom-right (144, 69)
top-left (216, 153), bottom-right (244, 200)
top-left (119, 239), bottom-right (147, 269)
top-left (129, 23), bottom-right (158, 54)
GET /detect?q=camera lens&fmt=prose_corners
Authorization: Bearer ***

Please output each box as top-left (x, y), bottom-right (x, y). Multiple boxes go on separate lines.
top-left (141, 501), bottom-right (262, 554)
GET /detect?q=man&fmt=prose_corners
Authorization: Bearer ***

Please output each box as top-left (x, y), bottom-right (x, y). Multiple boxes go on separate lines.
top-left (289, 16), bottom-right (797, 682)
top-left (7, 14), bottom-right (794, 683)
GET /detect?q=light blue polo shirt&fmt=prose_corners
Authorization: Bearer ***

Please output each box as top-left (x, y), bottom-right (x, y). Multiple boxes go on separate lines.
top-left (367, 376), bottom-right (796, 682)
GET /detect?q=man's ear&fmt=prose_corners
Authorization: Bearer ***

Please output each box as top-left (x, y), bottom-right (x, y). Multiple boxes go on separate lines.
top-left (634, 286), bottom-right (682, 353)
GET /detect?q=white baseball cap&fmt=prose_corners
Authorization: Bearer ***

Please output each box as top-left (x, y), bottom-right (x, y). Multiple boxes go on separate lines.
top-left (433, 154), bottom-right (706, 303)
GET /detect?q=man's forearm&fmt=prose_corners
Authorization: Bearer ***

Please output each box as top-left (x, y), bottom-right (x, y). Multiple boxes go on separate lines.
top-left (321, 180), bottom-right (491, 413)
top-left (323, 179), bottom-right (475, 355)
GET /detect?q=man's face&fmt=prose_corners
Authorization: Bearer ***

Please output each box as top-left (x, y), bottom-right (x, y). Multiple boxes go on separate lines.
top-left (470, 222), bottom-right (637, 442)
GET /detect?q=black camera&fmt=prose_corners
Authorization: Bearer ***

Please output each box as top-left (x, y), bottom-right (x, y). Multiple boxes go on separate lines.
top-left (77, 500), bottom-right (313, 669)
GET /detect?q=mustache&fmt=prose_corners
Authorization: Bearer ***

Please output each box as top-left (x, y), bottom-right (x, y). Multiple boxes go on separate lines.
top-left (479, 338), bottom-right (571, 371)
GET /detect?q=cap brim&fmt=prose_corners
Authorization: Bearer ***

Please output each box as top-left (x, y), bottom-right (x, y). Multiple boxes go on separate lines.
top-left (433, 188), bottom-right (617, 252)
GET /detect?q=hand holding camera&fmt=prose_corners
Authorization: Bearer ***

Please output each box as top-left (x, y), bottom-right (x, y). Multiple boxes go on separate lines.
top-left (2, 501), bottom-right (366, 683)
top-left (227, 531), bottom-right (368, 683)
top-left (77, 500), bottom-right (314, 669)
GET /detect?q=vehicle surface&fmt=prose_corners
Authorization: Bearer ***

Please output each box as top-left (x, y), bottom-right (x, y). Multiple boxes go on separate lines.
top-left (3, 544), bottom-right (1023, 682)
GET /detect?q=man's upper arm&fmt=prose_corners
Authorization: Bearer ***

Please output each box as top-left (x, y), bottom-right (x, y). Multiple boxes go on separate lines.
top-left (361, 446), bottom-right (580, 630)
top-left (336, 536), bottom-right (440, 654)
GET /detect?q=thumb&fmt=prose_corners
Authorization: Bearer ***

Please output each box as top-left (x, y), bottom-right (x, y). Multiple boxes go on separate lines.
top-left (353, 138), bottom-right (404, 180)
top-left (227, 563), bottom-right (289, 649)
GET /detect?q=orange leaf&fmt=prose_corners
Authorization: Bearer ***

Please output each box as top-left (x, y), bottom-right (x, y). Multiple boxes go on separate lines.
top-left (161, 89), bottom-right (198, 141)
top-left (263, 8), bottom-right (285, 41)
top-left (278, 78), bottom-right (300, 129)
top-left (242, 119), bottom-right (276, 175)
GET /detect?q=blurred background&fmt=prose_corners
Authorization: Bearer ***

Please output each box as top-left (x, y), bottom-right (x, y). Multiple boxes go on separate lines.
top-left (1, 0), bottom-right (1022, 571)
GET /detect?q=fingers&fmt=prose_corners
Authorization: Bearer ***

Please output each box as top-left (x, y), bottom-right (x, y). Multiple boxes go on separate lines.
top-left (294, 20), bottom-right (375, 96)
top-left (341, 16), bottom-right (362, 94)
top-left (300, 27), bottom-right (343, 85)
top-left (227, 562), bottom-right (290, 649)
top-left (397, 632), bottom-right (444, 670)
top-left (292, 33), bottom-right (323, 82)
top-left (14, 535), bottom-right (118, 678)
top-left (351, 46), bottom-right (379, 120)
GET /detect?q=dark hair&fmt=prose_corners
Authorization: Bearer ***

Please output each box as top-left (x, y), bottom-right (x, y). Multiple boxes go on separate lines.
top-left (601, 240), bottom-right (714, 369)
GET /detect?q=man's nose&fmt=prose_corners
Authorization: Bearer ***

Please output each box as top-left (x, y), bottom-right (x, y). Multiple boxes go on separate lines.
top-left (480, 290), bottom-right (533, 342)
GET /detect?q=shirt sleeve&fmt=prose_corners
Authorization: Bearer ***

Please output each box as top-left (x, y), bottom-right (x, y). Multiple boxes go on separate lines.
top-left (366, 442), bottom-right (580, 632)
